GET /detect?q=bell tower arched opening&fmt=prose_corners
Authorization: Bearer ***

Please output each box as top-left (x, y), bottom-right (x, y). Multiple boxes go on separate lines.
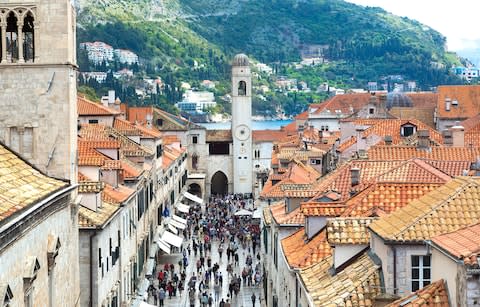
top-left (238, 80), bottom-right (246, 96)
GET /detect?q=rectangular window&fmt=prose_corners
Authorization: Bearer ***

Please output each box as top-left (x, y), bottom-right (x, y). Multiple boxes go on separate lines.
top-left (89, 119), bottom-right (99, 124)
top-left (156, 144), bottom-right (162, 158)
top-left (98, 248), bottom-right (102, 268)
top-left (192, 136), bottom-right (198, 144)
top-left (411, 255), bottom-right (431, 291)
top-left (156, 119), bottom-right (163, 126)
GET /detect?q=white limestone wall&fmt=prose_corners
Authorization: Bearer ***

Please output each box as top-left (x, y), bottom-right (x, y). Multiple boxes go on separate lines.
top-left (79, 116), bottom-right (115, 127)
top-left (0, 195), bottom-right (80, 306)
top-left (431, 248), bottom-right (460, 306)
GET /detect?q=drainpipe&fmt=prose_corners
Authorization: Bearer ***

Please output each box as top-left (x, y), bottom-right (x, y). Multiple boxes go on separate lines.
top-left (90, 230), bottom-right (98, 307)
top-left (393, 246), bottom-right (397, 295)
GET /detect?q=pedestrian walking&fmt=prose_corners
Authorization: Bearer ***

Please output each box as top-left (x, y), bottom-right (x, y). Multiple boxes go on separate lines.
top-left (157, 287), bottom-right (165, 307)
top-left (251, 293), bottom-right (256, 307)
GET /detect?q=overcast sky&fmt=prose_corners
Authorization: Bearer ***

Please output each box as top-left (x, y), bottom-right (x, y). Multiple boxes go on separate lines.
top-left (345, 0), bottom-right (480, 52)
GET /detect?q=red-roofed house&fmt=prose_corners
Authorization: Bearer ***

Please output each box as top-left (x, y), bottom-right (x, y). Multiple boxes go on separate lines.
top-left (435, 85), bottom-right (480, 131)
top-left (428, 223), bottom-right (480, 306)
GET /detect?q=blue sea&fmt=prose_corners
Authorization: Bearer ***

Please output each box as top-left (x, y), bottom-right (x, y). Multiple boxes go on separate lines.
top-left (199, 119), bottom-right (292, 130)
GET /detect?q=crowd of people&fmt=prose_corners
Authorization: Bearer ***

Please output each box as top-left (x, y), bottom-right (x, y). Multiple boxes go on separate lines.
top-left (148, 194), bottom-right (262, 307)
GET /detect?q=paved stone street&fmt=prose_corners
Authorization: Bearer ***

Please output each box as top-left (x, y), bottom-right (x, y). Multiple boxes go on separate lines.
top-left (146, 199), bottom-right (263, 307)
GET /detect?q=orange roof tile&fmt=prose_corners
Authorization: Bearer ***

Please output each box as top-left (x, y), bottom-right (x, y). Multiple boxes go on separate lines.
top-left (437, 85), bottom-right (480, 119)
top-left (461, 113), bottom-right (480, 132)
top-left (326, 217), bottom-right (376, 245)
top-left (341, 183), bottom-right (443, 217)
top-left (386, 279), bottom-right (449, 307)
top-left (103, 184), bottom-right (135, 204)
top-left (431, 222), bottom-right (480, 266)
top-left (114, 118), bottom-right (142, 136)
top-left (281, 228), bottom-right (332, 268)
top-left (300, 252), bottom-right (382, 306)
top-left (253, 130), bottom-right (290, 142)
top-left (270, 202), bottom-right (305, 225)
top-left (311, 93), bottom-right (372, 116)
top-left (78, 96), bottom-right (121, 116)
top-left (0, 143), bottom-right (68, 223)
top-left (368, 145), bottom-right (480, 163)
top-left (123, 105), bottom-right (154, 124)
top-left (370, 177), bottom-right (480, 243)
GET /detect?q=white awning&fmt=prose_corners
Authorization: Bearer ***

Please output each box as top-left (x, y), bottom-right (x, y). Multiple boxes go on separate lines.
top-left (176, 202), bottom-right (191, 213)
top-left (168, 223), bottom-right (178, 234)
top-left (183, 191), bottom-right (203, 204)
top-left (170, 218), bottom-right (186, 230)
top-left (157, 239), bottom-right (171, 254)
top-left (172, 214), bottom-right (187, 225)
top-left (161, 230), bottom-right (183, 248)
top-left (252, 208), bottom-right (262, 219)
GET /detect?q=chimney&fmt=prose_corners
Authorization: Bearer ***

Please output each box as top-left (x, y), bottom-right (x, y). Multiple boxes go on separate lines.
top-left (379, 94), bottom-right (387, 108)
top-left (384, 135), bottom-right (392, 145)
top-left (442, 129), bottom-right (453, 146)
top-left (350, 167), bottom-right (360, 186)
top-left (445, 98), bottom-right (451, 111)
top-left (417, 130), bottom-right (430, 149)
top-left (146, 113), bottom-right (153, 129)
top-left (451, 123), bottom-right (465, 147)
top-left (101, 95), bottom-right (109, 107)
top-left (108, 90), bottom-right (115, 106)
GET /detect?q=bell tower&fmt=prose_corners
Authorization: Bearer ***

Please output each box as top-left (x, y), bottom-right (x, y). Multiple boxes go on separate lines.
top-left (231, 54), bottom-right (253, 194)
top-left (0, 0), bottom-right (78, 183)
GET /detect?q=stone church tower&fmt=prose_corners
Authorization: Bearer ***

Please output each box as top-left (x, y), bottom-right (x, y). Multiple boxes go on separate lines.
top-left (231, 54), bottom-right (253, 194)
top-left (0, 0), bottom-right (78, 182)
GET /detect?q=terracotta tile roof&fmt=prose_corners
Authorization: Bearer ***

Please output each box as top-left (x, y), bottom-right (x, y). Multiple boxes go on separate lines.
top-left (431, 222), bottom-right (480, 266)
top-left (206, 130), bottom-right (232, 142)
top-left (436, 85), bottom-right (480, 119)
top-left (461, 113), bottom-right (480, 131)
top-left (341, 183), bottom-right (444, 218)
top-left (337, 136), bottom-right (357, 153)
top-left (78, 201), bottom-right (120, 228)
top-left (77, 96), bottom-right (121, 116)
top-left (375, 158), bottom-right (452, 183)
top-left (302, 158), bottom-right (451, 217)
top-left (311, 93), bottom-right (372, 116)
top-left (78, 172), bottom-right (89, 181)
top-left (281, 228), bottom-right (332, 268)
top-left (277, 149), bottom-right (325, 161)
top-left (162, 135), bottom-right (180, 145)
top-left (0, 143), bottom-right (68, 223)
top-left (270, 202), bottom-right (305, 225)
top-left (134, 123), bottom-right (162, 138)
top-left (253, 130), bottom-right (289, 142)
top-left (295, 110), bottom-right (309, 120)
top-left (123, 105), bottom-right (154, 124)
top-left (386, 279), bottom-right (449, 307)
top-left (114, 118), bottom-right (142, 136)
top-left (102, 184), bottom-right (135, 204)
top-left (153, 107), bottom-right (195, 131)
top-left (300, 252), bottom-right (381, 307)
top-left (301, 202), bottom-right (347, 217)
top-left (282, 121), bottom-right (298, 132)
top-left (423, 160), bottom-right (472, 177)
top-left (121, 159), bottom-right (143, 179)
top-left (368, 145), bottom-right (480, 163)
top-left (370, 177), bottom-right (480, 243)
top-left (326, 217), bottom-right (376, 245)
top-left (354, 118), bottom-right (443, 145)
top-left (308, 160), bottom-right (403, 202)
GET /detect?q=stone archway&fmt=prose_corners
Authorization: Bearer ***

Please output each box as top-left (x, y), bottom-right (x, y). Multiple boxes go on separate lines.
top-left (188, 183), bottom-right (202, 198)
top-left (211, 171), bottom-right (228, 196)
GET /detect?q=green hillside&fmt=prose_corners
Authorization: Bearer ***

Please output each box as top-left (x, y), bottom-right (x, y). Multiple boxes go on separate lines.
top-left (76, 0), bottom-right (463, 115)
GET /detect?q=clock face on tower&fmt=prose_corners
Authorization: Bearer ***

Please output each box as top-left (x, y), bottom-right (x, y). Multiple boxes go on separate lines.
top-left (234, 124), bottom-right (250, 141)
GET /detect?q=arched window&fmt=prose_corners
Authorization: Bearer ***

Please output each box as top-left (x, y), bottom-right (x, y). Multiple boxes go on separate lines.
top-left (238, 81), bottom-right (246, 96)
top-left (6, 11), bottom-right (18, 62)
top-left (192, 154), bottom-right (198, 170)
top-left (23, 13), bottom-right (34, 62)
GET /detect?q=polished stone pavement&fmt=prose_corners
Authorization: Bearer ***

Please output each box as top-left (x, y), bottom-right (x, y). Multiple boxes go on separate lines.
top-left (147, 227), bottom-right (263, 307)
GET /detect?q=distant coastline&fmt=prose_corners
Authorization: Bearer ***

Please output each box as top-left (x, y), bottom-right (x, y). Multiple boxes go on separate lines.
top-left (199, 119), bottom-right (293, 130)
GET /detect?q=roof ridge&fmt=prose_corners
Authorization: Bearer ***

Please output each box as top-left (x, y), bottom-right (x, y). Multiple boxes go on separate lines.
top-left (394, 177), bottom-right (473, 238)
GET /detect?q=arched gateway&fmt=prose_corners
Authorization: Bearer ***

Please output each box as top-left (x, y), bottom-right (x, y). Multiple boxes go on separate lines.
top-left (187, 183), bottom-right (202, 198)
top-left (210, 171), bottom-right (228, 195)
